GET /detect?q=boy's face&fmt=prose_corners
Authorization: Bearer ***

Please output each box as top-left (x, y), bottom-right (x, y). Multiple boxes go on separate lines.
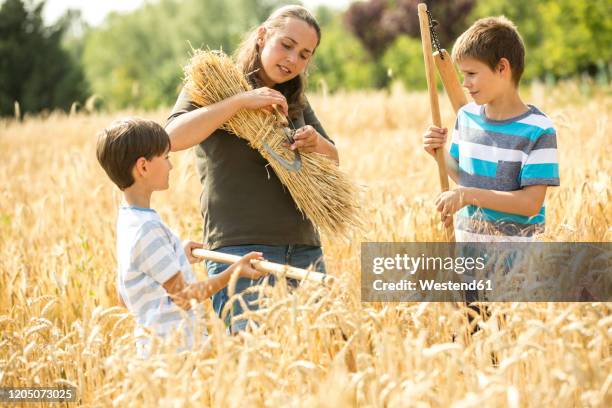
top-left (457, 57), bottom-right (508, 105)
top-left (144, 148), bottom-right (172, 191)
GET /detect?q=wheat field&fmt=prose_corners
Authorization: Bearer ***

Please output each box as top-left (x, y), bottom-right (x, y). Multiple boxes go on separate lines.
top-left (0, 83), bottom-right (610, 407)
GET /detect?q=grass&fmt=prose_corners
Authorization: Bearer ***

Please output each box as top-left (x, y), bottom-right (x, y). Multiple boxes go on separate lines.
top-left (0, 82), bottom-right (610, 407)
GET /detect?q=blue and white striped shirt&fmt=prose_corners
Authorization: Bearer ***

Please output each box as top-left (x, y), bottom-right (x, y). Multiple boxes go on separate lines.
top-left (450, 102), bottom-right (560, 240)
top-left (116, 206), bottom-right (201, 351)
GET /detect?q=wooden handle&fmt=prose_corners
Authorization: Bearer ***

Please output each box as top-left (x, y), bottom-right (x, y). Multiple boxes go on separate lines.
top-left (418, 3), bottom-right (455, 242)
top-left (433, 50), bottom-right (468, 113)
top-left (192, 248), bottom-right (331, 285)
top-left (418, 4), bottom-right (442, 129)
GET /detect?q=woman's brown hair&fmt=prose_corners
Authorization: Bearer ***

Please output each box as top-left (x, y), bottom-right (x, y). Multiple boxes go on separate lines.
top-left (233, 5), bottom-right (321, 119)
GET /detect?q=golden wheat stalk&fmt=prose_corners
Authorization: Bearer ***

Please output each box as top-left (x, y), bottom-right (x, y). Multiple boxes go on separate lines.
top-left (183, 49), bottom-right (363, 237)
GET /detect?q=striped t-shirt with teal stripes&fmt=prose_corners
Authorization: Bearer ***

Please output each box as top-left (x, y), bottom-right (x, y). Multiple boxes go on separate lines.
top-left (449, 102), bottom-right (560, 239)
top-left (116, 206), bottom-right (202, 353)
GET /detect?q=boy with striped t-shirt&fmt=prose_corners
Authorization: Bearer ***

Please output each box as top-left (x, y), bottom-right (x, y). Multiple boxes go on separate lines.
top-left (96, 118), bottom-right (267, 353)
top-left (423, 16), bottom-right (559, 242)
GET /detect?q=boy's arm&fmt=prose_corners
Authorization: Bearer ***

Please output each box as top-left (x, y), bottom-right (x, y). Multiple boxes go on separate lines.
top-left (162, 252), bottom-right (266, 311)
top-left (131, 225), bottom-right (264, 310)
top-left (443, 149), bottom-right (459, 183)
top-left (436, 185), bottom-right (547, 226)
top-left (162, 270), bottom-right (233, 311)
top-left (460, 185), bottom-right (547, 216)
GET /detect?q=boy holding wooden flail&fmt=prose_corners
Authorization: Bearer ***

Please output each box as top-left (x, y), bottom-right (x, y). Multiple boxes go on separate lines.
top-left (96, 118), bottom-right (267, 354)
top-left (423, 16), bottom-right (560, 242)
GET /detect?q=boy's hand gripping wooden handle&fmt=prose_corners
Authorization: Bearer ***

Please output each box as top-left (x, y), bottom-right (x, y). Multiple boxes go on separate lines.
top-left (418, 3), bottom-right (455, 241)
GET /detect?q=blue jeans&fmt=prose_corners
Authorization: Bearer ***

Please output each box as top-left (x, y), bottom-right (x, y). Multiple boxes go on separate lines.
top-left (205, 244), bottom-right (326, 332)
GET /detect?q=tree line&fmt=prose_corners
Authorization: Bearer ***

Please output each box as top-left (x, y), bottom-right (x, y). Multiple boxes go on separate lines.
top-left (1, 0), bottom-right (610, 116)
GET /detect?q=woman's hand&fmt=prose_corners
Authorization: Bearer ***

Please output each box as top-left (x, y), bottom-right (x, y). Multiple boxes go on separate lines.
top-left (289, 125), bottom-right (321, 153)
top-left (235, 87), bottom-right (288, 117)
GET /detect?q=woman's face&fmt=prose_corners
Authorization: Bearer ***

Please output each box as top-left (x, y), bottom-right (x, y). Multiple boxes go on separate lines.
top-left (257, 17), bottom-right (318, 87)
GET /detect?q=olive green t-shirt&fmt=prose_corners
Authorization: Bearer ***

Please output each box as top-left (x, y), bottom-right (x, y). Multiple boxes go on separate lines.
top-left (166, 87), bottom-right (334, 249)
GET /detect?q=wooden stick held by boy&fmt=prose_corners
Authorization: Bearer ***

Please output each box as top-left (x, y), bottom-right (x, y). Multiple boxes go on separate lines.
top-left (434, 49), bottom-right (468, 113)
top-left (418, 3), bottom-right (455, 242)
top-left (191, 248), bottom-right (331, 285)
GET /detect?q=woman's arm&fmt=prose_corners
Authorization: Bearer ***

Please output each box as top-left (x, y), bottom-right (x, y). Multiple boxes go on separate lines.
top-left (165, 88), bottom-right (289, 152)
top-left (292, 98), bottom-right (339, 165)
top-left (166, 96), bottom-right (243, 152)
top-left (313, 135), bottom-right (339, 164)
top-left (290, 125), bottom-right (339, 165)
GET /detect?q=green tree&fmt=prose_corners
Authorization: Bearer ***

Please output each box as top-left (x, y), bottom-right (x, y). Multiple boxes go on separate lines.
top-left (0, 0), bottom-right (88, 117)
top-left (381, 35), bottom-right (427, 90)
top-left (309, 7), bottom-right (378, 92)
top-left (469, 0), bottom-right (611, 81)
top-left (81, 0), bottom-right (290, 110)
top-left (344, 0), bottom-right (476, 59)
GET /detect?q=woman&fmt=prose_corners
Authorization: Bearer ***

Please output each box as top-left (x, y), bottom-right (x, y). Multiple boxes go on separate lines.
top-left (165, 6), bottom-right (338, 332)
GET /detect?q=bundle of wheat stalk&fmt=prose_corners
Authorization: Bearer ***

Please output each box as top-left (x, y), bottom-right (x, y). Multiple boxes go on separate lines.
top-left (183, 49), bottom-right (363, 236)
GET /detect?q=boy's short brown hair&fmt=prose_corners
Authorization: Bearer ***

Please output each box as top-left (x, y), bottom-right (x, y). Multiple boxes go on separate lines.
top-left (96, 118), bottom-right (170, 190)
top-left (452, 16), bottom-right (525, 85)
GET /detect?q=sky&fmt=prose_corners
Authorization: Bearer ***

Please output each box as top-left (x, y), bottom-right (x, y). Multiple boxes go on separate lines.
top-left (42, 0), bottom-right (352, 26)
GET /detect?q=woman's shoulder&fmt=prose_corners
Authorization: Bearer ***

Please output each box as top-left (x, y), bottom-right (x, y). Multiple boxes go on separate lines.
top-left (167, 86), bottom-right (200, 125)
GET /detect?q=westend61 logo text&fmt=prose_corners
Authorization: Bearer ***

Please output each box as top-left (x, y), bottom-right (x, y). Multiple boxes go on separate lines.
top-left (372, 254), bottom-right (486, 275)
top-left (362, 243), bottom-right (610, 302)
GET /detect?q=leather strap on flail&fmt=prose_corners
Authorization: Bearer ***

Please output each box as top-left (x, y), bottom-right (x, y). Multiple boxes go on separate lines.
top-left (426, 9), bottom-right (444, 59)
